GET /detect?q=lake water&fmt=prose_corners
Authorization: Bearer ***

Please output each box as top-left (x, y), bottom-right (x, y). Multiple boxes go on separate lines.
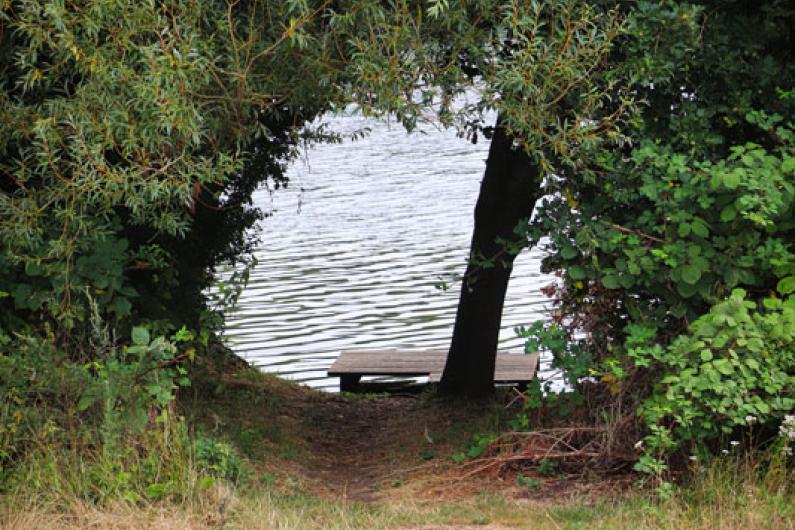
top-left (222, 113), bottom-right (556, 391)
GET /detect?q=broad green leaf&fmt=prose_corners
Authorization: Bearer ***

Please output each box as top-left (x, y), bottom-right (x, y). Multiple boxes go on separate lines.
top-left (690, 221), bottom-right (709, 238)
top-left (601, 274), bottom-right (620, 289)
top-left (568, 266), bottom-right (587, 280)
top-left (78, 394), bottom-right (98, 411)
top-left (720, 205), bottom-right (737, 222)
top-left (776, 276), bottom-right (795, 295)
top-left (713, 359), bottom-right (733, 376)
top-left (722, 169), bottom-right (742, 189)
top-left (681, 265), bottom-right (702, 285)
top-left (132, 327), bottom-right (150, 346)
top-left (560, 245), bottom-right (578, 259)
top-left (678, 223), bottom-right (691, 237)
top-left (110, 297), bottom-right (132, 316)
top-left (676, 281), bottom-right (699, 298)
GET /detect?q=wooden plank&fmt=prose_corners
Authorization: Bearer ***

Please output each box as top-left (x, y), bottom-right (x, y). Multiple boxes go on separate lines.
top-left (328, 350), bottom-right (445, 376)
top-left (428, 352), bottom-right (539, 383)
top-left (328, 350), bottom-right (539, 384)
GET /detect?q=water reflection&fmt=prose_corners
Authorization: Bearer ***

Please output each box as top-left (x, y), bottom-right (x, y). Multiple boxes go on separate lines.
top-left (223, 113), bottom-right (556, 391)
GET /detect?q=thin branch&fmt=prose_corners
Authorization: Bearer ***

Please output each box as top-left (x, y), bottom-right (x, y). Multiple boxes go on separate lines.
top-left (600, 220), bottom-right (667, 244)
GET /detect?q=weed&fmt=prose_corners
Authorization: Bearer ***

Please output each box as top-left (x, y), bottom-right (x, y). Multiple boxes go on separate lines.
top-left (516, 474), bottom-right (542, 491)
top-left (537, 458), bottom-right (559, 476)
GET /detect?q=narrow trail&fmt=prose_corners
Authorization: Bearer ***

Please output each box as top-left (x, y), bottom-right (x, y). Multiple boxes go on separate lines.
top-left (294, 391), bottom-right (500, 501)
top-left (301, 395), bottom-right (419, 500)
top-left (197, 372), bottom-right (629, 507)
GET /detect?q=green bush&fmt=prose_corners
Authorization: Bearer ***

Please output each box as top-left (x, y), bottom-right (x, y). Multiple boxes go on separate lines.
top-left (0, 322), bottom-right (192, 483)
top-left (0, 332), bottom-right (87, 478)
top-left (633, 290), bottom-right (794, 472)
top-left (522, 1), bottom-right (794, 472)
top-left (0, 0), bottom-right (329, 489)
top-left (193, 435), bottom-right (243, 483)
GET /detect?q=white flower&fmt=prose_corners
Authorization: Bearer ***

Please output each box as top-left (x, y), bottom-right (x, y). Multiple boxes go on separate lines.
top-left (779, 421), bottom-right (795, 441)
top-left (721, 449), bottom-right (729, 455)
top-left (689, 455), bottom-right (698, 461)
top-left (745, 415), bottom-right (757, 424)
top-left (634, 440), bottom-right (644, 449)
top-left (782, 446), bottom-right (793, 457)
top-left (730, 440), bottom-right (740, 447)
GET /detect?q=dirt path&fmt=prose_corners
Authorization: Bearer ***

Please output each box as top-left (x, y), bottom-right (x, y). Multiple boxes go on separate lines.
top-left (300, 395), bottom-right (420, 499)
top-left (197, 373), bottom-right (630, 505)
top-left (293, 390), bottom-right (514, 501)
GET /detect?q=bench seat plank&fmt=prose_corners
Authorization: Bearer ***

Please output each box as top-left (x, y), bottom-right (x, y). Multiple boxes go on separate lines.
top-left (328, 350), bottom-right (539, 390)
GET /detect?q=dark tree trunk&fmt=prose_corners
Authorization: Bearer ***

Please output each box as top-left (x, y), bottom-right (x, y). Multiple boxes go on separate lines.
top-left (438, 120), bottom-right (542, 397)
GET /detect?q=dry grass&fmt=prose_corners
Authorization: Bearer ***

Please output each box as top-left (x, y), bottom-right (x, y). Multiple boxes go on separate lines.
top-left (3, 473), bottom-right (792, 530)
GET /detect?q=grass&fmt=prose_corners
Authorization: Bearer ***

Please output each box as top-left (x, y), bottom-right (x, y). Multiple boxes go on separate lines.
top-left (1, 368), bottom-right (792, 530)
top-left (3, 474), bottom-right (792, 530)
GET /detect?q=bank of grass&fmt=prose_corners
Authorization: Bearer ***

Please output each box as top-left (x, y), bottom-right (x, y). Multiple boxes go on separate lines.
top-left (1, 368), bottom-right (792, 530)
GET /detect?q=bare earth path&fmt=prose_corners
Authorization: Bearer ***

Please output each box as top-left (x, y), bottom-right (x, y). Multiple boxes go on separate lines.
top-left (297, 392), bottom-right (498, 501)
top-left (193, 372), bottom-right (630, 507)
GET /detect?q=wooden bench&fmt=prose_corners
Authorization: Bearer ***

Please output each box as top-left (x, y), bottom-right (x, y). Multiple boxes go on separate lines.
top-left (328, 350), bottom-right (539, 392)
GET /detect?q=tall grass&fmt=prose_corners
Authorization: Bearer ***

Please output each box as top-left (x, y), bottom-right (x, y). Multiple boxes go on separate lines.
top-left (2, 445), bottom-right (791, 530)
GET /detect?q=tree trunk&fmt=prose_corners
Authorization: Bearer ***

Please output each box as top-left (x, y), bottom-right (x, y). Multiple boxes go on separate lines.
top-left (438, 120), bottom-right (541, 396)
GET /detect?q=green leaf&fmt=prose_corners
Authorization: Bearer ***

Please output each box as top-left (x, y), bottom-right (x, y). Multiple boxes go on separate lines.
top-left (467, 445), bottom-right (485, 458)
top-left (678, 223), bottom-right (691, 237)
top-left (93, 275), bottom-right (110, 289)
top-left (723, 169), bottom-right (743, 189)
top-left (676, 281), bottom-right (699, 298)
top-left (776, 276), bottom-right (795, 295)
top-left (78, 394), bottom-right (98, 412)
top-left (560, 245), bottom-right (578, 259)
top-left (681, 265), bottom-right (702, 285)
top-left (700, 350), bottom-right (713, 362)
top-left (719, 205), bottom-right (737, 222)
top-left (690, 221), bottom-right (709, 238)
top-left (145, 483), bottom-right (167, 499)
top-left (601, 274), bottom-right (620, 289)
top-left (110, 297), bottom-right (132, 316)
top-left (132, 327), bottom-right (150, 346)
top-left (713, 359), bottom-right (733, 376)
top-left (568, 266), bottom-right (586, 280)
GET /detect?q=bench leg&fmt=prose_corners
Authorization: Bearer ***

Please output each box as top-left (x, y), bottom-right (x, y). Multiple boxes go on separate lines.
top-left (340, 375), bottom-right (361, 393)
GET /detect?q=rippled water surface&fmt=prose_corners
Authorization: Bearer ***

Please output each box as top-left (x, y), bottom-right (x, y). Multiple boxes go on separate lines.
top-left (223, 113), bottom-right (556, 391)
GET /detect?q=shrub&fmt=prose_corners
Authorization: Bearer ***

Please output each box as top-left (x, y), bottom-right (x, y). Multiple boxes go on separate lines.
top-left (520, 1), bottom-right (794, 473)
top-left (633, 290), bottom-right (795, 472)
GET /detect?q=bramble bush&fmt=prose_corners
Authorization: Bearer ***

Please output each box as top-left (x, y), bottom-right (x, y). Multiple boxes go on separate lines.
top-left (530, 113), bottom-right (795, 472)
top-left (520, 1), bottom-right (794, 474)
top-left (633, 290), bottom-right (794, 473)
